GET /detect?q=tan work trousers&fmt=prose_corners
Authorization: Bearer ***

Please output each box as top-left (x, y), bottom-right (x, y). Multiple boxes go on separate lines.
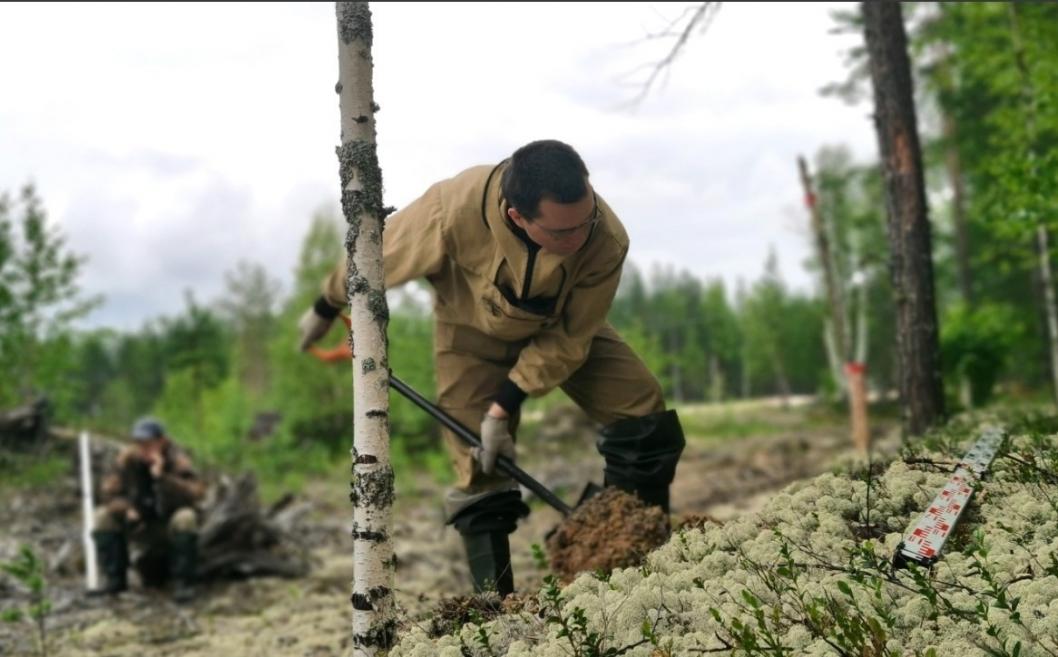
top-left (433, 321), bottom-right (665, 507)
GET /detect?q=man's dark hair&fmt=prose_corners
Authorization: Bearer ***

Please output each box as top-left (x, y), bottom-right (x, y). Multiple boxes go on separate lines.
top-left (501, 140), bottom-right (590, 220)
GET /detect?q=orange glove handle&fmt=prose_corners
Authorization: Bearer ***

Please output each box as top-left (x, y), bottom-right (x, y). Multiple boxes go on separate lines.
top-left (307, 314), bottom-right (354, 363)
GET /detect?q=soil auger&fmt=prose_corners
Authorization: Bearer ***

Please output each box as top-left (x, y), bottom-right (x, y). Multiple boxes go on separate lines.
top-left (307, 314), bottom-right (602, 517)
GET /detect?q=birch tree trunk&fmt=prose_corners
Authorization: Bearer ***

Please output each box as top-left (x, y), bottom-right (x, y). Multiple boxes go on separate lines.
top-left (770, 346), bottom-right (791, 408)
top-left (335, 3), bottom-right (395, 654)
top-left (862, 0), bottom-right (945, 437)
top-left (797, 156), bottom-right (847, 359)
top-left (822, 319), bottom-right (844, 395)
top-left (798, 155), bottom-right (848, 396)
top-left (851, 239), bottom-right (870, 366)
top-left (1036, 226), bottom-right (1058, 405)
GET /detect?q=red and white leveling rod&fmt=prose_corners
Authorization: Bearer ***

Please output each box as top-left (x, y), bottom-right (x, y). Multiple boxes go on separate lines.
top-left (893, 425), bottom-right (1005, 569)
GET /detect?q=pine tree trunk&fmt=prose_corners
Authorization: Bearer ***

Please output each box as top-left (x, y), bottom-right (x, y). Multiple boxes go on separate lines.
top-left (862, 0), bottom-right (945, 437)
top-left (335, 3), bottom-right (395, 654)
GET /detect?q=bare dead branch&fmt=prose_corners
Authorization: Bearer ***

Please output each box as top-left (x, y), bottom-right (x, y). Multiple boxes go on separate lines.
top-left (619, 2), bottom-right (722, 109)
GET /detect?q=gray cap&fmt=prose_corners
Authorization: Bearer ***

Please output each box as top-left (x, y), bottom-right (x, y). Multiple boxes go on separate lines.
top-left (131, 417), bottom-right (166, 441)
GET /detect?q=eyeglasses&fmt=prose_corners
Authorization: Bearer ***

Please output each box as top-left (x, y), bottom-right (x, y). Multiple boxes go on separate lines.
top-left (535, 193), bottom-right (600, 240)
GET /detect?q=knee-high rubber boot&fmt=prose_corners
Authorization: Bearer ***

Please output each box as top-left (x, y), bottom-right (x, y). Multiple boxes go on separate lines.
top-left (91, 530), bottom-right (128, 595)
top-left (169, 532), bottom-right (198, 604)
top-left (597, 410), bottom-right (686, 514)
top-left (449, 490), bottom-right (529, 598)
top-left (461, 531), bottom-right (514, 597)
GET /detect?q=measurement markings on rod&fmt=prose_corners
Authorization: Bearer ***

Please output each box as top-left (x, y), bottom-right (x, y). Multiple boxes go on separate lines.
top-left (894, 425), bottom-right (1005, 569)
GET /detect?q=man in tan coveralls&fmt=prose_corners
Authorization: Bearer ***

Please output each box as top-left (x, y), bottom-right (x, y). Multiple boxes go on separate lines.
top-left (91, 417), bottom-right (206, 602)
top-left (299, 140), bottom-right (684, 597)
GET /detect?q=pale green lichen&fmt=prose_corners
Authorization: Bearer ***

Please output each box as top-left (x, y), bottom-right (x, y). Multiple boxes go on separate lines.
top-left (391, 423), bottom-right (1058, 657)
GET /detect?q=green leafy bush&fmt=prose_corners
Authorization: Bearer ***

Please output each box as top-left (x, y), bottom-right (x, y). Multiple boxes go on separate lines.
top-left (941, 303), bottom-right (1023, 407)
top-left (1, 545), bottom-right (52, 657)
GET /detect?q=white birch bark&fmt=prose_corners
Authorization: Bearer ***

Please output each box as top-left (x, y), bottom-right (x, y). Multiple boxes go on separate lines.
top-left (798, 156), bottom-right (849, 398)
top-left (850, 241), bottom-right (870, 366)
top-left (1036, 226), bottom-right (1058, 405)
top-left (822, 319), bottom-right (847, 396)
top-left (335, 2), bottom-right (395, 654)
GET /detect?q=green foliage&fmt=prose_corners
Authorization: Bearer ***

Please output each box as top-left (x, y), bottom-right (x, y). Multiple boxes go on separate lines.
top-left (1, 545), bottom-right (51, 657)
top-left (0, 452), bottom-right (68, 491)
top-left (823, 3), bottom-right (1058, 400)
top-left (810, 145), bottom-right (896, 394)
top-left (675, 410), bottom-right (783, 443)
top-left (915, 3), bottom-right (1058, 392)
top-left (387, 296), bottom-right (438, 453)
top-left (738, 250), bottom-right (827, 397)
top-left (267, 211), bottom-right (356, 457)
top-left (0, 184), bottom-right (98, 413)
top-left (391, 435), bottom-right (452, 487)
top-left (218, 260), bottom-right (282, 397)
top-left (941, 303), bottom-right (1024, 407)
top-left (154, 372), bottom-right (249, 463)
top-left (611, 263), bottom-right (742, 401)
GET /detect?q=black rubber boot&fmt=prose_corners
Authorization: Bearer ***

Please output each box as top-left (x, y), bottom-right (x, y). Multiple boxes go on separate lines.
top-left (169, 532), bottom-right (198, 604)
top-left (597, 410), bottom-right (686, 514)
top-left (90, 530), bottom-right (128, 595)
top-left (450, 490), bottom-right (529, 598)
top-left (461, 531), bottom-right (514, 597)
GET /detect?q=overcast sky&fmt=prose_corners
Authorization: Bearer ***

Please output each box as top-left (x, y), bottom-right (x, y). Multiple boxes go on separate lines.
top-left (0, 2), bottom-right (877, 331)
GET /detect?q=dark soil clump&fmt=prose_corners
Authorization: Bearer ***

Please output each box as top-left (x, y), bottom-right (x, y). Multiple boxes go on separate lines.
top-left (545, 488), bottom-right (670, 582)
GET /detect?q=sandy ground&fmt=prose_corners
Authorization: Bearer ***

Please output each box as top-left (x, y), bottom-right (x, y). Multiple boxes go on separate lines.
top-left (0, 403), bottom-right (899, 657)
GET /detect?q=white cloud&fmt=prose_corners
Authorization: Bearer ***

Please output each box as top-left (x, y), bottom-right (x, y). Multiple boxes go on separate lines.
top-left (0, 1), bottom-right (880, 330)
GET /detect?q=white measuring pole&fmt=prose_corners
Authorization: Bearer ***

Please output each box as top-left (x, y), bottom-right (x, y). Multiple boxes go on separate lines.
top-left (894, 425), bottom-right (1004, 568)
top-left (79, 431), bottom-right (99, 590)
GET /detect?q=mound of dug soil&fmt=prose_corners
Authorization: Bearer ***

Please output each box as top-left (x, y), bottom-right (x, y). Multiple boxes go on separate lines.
top-left (545, 488), bottom-right (669, 582)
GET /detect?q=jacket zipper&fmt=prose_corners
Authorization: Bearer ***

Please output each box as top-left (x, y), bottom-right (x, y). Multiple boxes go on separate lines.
top-left (521, 248), bottom-right (537, 300)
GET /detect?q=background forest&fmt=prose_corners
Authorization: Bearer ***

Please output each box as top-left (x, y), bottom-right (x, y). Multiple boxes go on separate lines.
top-left (3, 3), bottom-right (1057, 496)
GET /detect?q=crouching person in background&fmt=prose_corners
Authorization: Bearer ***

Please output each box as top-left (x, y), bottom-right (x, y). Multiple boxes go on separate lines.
top-left (91, 417), bottom-right (206, 603)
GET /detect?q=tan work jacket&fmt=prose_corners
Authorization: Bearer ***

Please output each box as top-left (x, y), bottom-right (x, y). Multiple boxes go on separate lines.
top-left (323, 161), bottom-right (629, 397)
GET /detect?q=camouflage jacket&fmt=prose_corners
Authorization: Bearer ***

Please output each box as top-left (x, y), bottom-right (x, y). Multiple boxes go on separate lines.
top-left (100, 440), bottom-right (205, 521)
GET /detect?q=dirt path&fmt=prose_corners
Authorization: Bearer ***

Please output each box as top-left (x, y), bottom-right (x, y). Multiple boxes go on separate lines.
top-left (0, 407), bottom-right (899, 656)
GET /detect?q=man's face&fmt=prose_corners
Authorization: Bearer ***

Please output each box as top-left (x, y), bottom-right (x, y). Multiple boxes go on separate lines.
top-left (508, 188), bottom-right (599, 257)
top-left (135, 436), bottom-right (166, 458)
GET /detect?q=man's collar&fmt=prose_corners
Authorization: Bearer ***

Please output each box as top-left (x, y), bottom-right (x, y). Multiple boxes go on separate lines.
top-left (500, 201), bottom-right (541, 253)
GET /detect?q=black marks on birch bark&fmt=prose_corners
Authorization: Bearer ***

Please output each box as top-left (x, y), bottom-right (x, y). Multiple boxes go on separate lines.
top-left (336, 2), bottom-right (373, 48)
top-left (349, 466), bottom-right (395, 508)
